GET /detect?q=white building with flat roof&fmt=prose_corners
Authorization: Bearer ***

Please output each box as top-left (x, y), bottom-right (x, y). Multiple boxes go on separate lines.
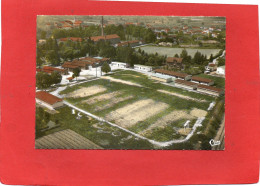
top-left (110, 62), bottom-right (129, 69)
top-left (217, 66), bottom-right (225, 75)
top-left (134, 64), bottom-right (153, 72)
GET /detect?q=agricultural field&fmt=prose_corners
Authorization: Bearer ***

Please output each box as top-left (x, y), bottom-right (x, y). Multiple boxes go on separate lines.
top-left (137, 46), bottom-right (222, 59)
top-left (58, 70), bottom-right (220, 149)
top-left (36, 106), bottom-right (153, 149)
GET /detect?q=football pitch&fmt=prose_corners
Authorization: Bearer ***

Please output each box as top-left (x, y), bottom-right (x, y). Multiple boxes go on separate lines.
top-left (60, 70), bottom-right (216, 143)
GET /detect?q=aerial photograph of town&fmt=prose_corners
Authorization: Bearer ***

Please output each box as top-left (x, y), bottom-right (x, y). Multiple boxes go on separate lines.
top-left (35, 15), bottom-right (225, 150)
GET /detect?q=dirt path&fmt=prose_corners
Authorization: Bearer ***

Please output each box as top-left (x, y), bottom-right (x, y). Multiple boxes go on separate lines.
top-left (65, 85), bottom-right (107, 98)
top-left (157, 89), bottom-right (207, 102)
top-left (101, 76), bottom-right (143, 87)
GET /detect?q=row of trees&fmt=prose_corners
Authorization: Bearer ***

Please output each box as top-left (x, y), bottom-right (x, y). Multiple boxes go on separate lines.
top-left (37, 36), bottom-right (166, 68)
top-left (42, 24), bottom-right (157, 43)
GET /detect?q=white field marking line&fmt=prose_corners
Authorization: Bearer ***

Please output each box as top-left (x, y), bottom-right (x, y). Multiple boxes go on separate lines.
top-left (63, 100), bottom-right (205, 147)
top-left (101, 76), bottom-right (143, 87)
top-left (207, 101), bottom-right (216, 111)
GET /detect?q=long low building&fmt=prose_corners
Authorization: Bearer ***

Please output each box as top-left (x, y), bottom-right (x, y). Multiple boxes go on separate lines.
top-left (197, 84), bottom-right (224, 96)
top-left (37, 66), bottom-right (68, 75)
top-left (150, 73), bottom-right (173, 83)
top-left (191, 76), bottom-right (214, 86)
top-left (110, 62), bottom-right (129, 68)
top-left (175, 79), bottom-right (197, 90)
top-left (134, 64), bottom-right (153, 72)
top-left (154, 69), bottom-right (191, 80)
top-left (36, 91), bottom-right (64, 110)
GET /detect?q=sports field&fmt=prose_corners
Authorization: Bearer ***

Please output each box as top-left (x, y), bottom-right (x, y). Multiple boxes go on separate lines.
top-left (60, 70), bottom-right (216, 143)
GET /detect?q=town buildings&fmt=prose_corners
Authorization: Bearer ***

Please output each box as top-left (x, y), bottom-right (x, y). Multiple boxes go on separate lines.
top-left (90, 34), bottom-right (120, 44)
top-left (62, 57), bottom-right (110, 71)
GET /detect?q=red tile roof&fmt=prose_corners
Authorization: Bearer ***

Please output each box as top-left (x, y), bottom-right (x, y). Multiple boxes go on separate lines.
top-left (43, 66), bottom-right (66, 73)
top-left (67, 77), bottom-right (74, 80)
top-left (74, 20), bottom-right (83, 24)
top-left (191, 76), bottom-right (213, 83)
top-left (209, 63), bottom-right (217, 67)
top-left (59, 37), bottom-right (82, 42)
top-left (90, 34), bottom-right (120, 42)
top-left (154, 69), bottom-right (189, 78)
top-left (175, 79), bottom-right (197, 87)
top-left (65, 20), bottom-right (73, 25)
top-left (36, 91), bottom-right (62, 105)
top-left (197, 84), bottom-right (223, 93)
top-left (37, 66), bottom-right (66, 74)
top-left (166, 57), bottom-right (183, 63)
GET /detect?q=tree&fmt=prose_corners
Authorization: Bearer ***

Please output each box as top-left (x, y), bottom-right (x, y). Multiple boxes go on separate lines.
top-left (209, 54), bottom-right (214, 62)
top-left (51, 71), bottom-right (62, 85)
top-left (36, 56), bottom-right (44, 67)
top-left (217, 56), bottom-right (225, 66)
top-left (36, 72), bottom-right (52, 89)
top-left (40, 31), bottom-right (47, 39)
top-left (174, 53), bottom-right (179, 58)
top-left (101, 62), bottom-right (111, 74)
top-left (72, 67), bottom-right (81, 80)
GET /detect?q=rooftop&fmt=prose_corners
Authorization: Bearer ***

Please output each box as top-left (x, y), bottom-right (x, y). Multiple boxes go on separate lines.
top-left (197, 84), bottom-right (223, 93)
top-left (191, 76), bottom-right (213, 83)
top-left (90, 34), bottom-right (120, 42)
top-left (36, 91), bottom-right (63, 105)
top-left (166, 57), bottom-right (183, 63)
top-left (175, 79), bottom-right (198, 86)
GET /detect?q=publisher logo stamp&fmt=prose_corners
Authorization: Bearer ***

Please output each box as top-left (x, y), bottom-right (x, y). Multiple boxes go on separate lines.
top-left (209, 139), bottom-right (221, 146)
